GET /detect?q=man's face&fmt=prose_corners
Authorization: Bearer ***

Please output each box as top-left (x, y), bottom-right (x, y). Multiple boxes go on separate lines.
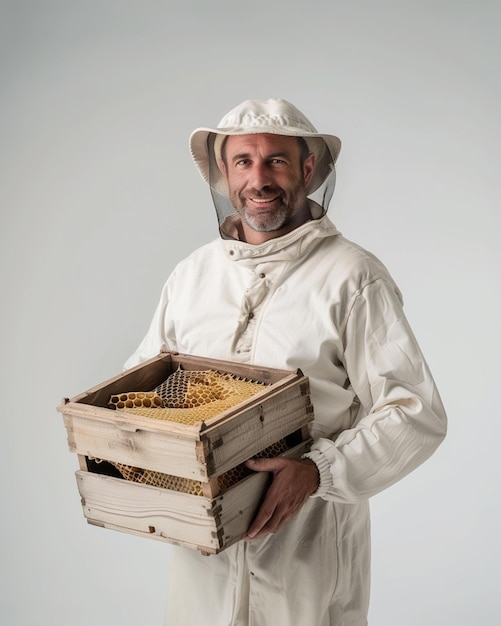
top-left (220, 134), bottom-right (315, 244)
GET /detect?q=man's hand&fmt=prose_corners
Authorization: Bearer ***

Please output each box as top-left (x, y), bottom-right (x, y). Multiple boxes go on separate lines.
top-left (244, 457), bottom-right (319, 540)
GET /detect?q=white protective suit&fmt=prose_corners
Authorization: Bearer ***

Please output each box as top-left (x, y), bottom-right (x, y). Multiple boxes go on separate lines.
top-left (124, 206), bottom-right (447, 626)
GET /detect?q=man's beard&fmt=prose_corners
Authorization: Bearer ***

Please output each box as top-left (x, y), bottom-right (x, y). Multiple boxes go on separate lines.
top-left (241, 204), bottom-right (290, 232)
top-left (234, 185), bottom-right (308, 233)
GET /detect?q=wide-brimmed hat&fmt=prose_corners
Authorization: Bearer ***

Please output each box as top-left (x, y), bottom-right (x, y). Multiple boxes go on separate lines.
top-left (189, 98), bottom-right (342, 196)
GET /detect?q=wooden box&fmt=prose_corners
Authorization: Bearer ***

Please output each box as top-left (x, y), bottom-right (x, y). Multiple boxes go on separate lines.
top-left (58, 351), bottom-right (314, 554)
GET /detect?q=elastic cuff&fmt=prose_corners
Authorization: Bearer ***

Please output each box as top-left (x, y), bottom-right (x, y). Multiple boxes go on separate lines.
top-left (301, 450), bottom-right (333, 498)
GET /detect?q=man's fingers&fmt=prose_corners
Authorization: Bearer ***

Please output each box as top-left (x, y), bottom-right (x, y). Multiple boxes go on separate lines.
top-left (244, 457), bottom-right (285, 538)
top-left (245, 457), bottom-right (284, 472)
top-left (244, 457), bottom-right (320, 540)
top-left (246, 495), bottom-right (285, 539)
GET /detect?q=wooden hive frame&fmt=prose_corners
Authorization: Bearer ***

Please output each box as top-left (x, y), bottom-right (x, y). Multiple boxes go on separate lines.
top-left (58, 351), bottom-right (314, 553)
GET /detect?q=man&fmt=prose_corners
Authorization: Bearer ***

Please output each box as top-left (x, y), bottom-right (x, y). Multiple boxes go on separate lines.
top-left (125, 98), bottom-right (447, 625)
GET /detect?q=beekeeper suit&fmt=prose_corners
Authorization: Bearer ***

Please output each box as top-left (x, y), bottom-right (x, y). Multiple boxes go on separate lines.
top-left (125, 98), bottom-right (447, 626)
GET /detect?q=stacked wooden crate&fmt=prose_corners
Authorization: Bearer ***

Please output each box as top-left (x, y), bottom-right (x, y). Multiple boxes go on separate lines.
top-left (58, 351), bottom-right (314, 554)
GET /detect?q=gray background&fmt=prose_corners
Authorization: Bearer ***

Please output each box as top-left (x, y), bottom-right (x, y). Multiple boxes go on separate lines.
top-left (1, 1), bottom-right (499, 624)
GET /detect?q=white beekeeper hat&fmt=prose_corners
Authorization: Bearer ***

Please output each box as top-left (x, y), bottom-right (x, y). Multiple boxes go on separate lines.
top-left (189, 98), bottom-right (342, 197)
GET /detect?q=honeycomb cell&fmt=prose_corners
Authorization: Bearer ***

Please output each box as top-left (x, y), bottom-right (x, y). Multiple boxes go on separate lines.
top-left (109, 391), bottom-right (163, 410)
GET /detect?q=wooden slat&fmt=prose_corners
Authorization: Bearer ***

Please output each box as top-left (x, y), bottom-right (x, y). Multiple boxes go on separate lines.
top-left (76, 471), bottom-right (221, 552)
top-left (74, 440), bottom-right (311, 554)
top-left (169, 352), bottom-right (298, 385)
top-left (59, 399), bottom-right (202, 438)
top-left (64, 413), bottom-right (210, 480)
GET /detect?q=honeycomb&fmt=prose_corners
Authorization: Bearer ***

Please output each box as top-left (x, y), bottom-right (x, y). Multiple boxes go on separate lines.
top-left (109, 391), bottom-right (163, 410)
top-left (98, 367), bottom-right (288, 496)
top-left (109, 368), bottom-right (266, 426)
top-left (101, 437), bottom-right (290, 496)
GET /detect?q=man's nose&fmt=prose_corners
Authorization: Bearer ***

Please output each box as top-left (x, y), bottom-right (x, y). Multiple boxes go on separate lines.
top-left (250, 163), bottom-right (272, 189)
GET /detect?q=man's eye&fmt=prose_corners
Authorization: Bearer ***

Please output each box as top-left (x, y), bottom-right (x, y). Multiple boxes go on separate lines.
top-left (271, 158), bottom-right (286, 165)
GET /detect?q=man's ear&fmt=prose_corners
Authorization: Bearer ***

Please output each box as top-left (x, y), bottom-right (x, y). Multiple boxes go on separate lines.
top-left (303, 152), bottom-right (315, 186)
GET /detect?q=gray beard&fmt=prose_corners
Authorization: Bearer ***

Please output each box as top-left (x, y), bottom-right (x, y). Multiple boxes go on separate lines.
top-left (242, 207), bottom-right (289, 232)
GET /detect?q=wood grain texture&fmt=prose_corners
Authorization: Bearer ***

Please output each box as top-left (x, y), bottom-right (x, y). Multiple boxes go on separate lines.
top-left (75, 441), bottom-right (310, 554)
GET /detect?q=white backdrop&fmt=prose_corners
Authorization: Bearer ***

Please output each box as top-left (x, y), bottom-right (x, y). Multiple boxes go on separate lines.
top-left (1, 1), bottom-right (499, 624)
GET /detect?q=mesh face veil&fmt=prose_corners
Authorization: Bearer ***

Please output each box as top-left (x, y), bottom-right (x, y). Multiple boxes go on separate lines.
top-left (207, 134), bottom-right (338, 239)
top-left (189, 98), bottom-right (341, 240)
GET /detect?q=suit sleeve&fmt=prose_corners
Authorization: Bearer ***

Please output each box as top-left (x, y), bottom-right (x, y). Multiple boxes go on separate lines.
top-left (304, 276), bottom-right (447, 503)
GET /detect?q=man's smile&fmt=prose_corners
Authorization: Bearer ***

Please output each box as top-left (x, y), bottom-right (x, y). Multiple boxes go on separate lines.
top-left (247, 195), bottom-right (281, 205)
